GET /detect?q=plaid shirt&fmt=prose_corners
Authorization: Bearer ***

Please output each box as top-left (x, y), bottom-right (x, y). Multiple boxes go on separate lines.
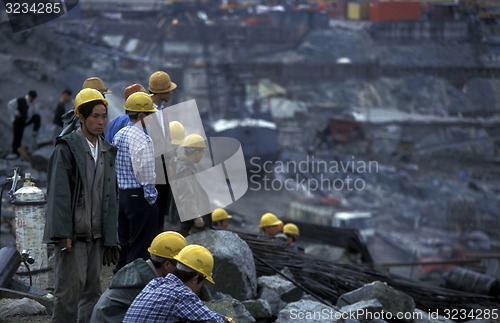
top-left (113, 124), bottom-right (157, 204)
top-left (123, 274), bottom-right (225, 323)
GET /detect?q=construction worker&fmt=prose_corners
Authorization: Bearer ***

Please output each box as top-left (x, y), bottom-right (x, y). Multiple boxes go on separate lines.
top-left (166, 120), bottom-right (185, 226)
top-left (105, 83), bottom-right (147, 143)
top-left (283, 223), bottom-right (304, 252)
top-left (168, 121), bottom-right (186, 167)
top-left (123, 245), bottom-right (235, 323)
top-left (52, 89), bottom-right (73, 140)
top-left (58, 77), bottom-right (112, 139)
top-left (113, 92), bottom-right (159, 272)
top-left (174, 134), bottom-right (212, 236)
top-left (83, 77), bottom-right (112, 98)
top-left (6, 90), bottom-right (40, 159)
top-left (44, 88), bottom-right (120, 323)
top-left (212, 208), bottom-right (232, 229)
top-left (148, 70), bottom-right (178, 233)
top-left (259, 213), bottom-right (284, 240)
top-left (91, 231), bottom-right (187, 323)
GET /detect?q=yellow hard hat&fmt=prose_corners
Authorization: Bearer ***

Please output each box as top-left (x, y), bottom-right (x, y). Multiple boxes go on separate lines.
top-left (259, 213), bottom-right (282, 228)
top-left (74, 88), bottom-right (108, 116)
top-left (174, 244), bottom-right (215, 284)
top-left (82, 77), bottom-right (112, 94)
top-left (169, 121), bottom-right (185, 145)
top-left (148, 231), bottom-right (187, 259)
top-left (182, 134), bottom-right (207, 149)
top-left (149, 71), bottom-right (177, 94)
top-left (283, 223), bottom-right (299, 236)
top-left (124, 92), bottom-right (158, 113)
top-left (212, 208), bottom-right (232, 223)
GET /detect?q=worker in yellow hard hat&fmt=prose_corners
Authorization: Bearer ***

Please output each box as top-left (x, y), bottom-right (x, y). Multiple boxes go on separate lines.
top-left (212, 208), bottom-right (232, 229)
top-left (165, 120), bottom-right (186, 227)
top-left (45, 88), bottom-right (119, 323)
top-left (57, 76), bottom-right (112, 140)
top-left (113, 92), bottom-right (159, 272)
top-left (91, 231), bottom-right (187, 322)
top-left (105, 83), bottom-right (148, 143)
top-left (174, 134), bottom-right (212, 236)
top-left (123, 245), bottom-right (235, 323)
top-left (259, 213), bottom-right (284, 240)
top-left (167, 120), bottom-right (185, 174)
top-left (283, 223), bottom-right (304, 252)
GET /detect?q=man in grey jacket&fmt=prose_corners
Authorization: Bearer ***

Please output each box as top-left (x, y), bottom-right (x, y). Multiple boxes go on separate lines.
top-left (44, 88), bottom-right (119, 323)
top-left (90, 231), bottom-right (187, 323)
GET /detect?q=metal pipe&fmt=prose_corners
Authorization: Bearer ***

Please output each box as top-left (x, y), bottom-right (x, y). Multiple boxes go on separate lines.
top-left (377, 258), bottom-right (482, 267)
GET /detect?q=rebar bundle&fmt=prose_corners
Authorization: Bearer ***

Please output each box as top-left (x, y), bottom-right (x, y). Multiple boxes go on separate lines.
top-left (236, 232), bottom-right (500, 314)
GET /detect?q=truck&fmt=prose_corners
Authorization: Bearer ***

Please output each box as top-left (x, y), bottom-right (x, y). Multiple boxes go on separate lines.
top-left (331, 211), bottom-right (375, 243)
top-left (286, 200), bottom-right (375, 243)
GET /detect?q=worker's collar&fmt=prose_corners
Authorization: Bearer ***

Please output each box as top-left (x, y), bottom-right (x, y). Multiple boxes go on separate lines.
top-left (146, 259), bottom-right (160, 277)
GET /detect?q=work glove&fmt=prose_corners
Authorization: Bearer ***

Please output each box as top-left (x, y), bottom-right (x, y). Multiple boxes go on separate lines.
top-left (103, 245), bottom-right (121, 266)
top-left (193, 217), bottom-right (205, 228)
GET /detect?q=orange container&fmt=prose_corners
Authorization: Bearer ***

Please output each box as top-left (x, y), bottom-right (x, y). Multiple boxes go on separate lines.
top-left (369, 0), bottom-right (421, 21)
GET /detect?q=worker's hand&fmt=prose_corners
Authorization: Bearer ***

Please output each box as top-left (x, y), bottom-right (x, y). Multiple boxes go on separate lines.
top-left (224, 317), bottom-right (235, 323)
top-left (193, 217), bottom-right (204, 228)
top-left (58, 238), bottom-right (72, 252)
top-left (103, 245), bottom-right (121, 266)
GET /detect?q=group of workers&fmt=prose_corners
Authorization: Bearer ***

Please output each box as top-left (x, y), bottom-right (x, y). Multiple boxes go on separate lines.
top-left (87, 210), bottom-right (299, 323)
top-left (258, 212), bottom-right (302, 252)
top-left (91, 231), bottom-right (234, 323)
top-left (41, 70), bottom-right (302, 322)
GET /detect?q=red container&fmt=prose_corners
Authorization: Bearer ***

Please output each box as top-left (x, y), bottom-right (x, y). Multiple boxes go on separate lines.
top-left (369, 0), bottom-right (421, 21)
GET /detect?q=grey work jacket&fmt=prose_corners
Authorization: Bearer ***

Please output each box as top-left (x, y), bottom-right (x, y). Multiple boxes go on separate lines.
top-left (44, 129), bottom-right (119, 246)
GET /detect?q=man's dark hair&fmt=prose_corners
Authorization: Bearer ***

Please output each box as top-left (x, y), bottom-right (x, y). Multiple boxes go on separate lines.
top-left (28, 90), bottom-right (37, 99)
top-left (78, 100), bottom-right (107, 119)
top-left (173, 267), bottom-right (204, 284)
top-left (62, 89), bottom-right (72, 96)
top-left (150, 257), bottom-right (177, 269)
top-left (126, 110), bottom-right (140, 121)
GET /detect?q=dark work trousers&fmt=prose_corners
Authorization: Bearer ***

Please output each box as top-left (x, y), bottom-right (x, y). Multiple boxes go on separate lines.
top-left (155, 184), bottom-right (171, 233)
top-left (12, 118), bottom-right (25, 154)
top-left (53, 239), bottom-right (102, 323)
top-left (116, 188), bottom-right (158, 272)
top-left (167, 191), bottom-right (179, 226)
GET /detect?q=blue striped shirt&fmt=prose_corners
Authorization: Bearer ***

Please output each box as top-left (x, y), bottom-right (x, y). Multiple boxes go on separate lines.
top-left (123, 274), bottom-right (225, 323)
top-left (113, 124), bottom-right (157, 204)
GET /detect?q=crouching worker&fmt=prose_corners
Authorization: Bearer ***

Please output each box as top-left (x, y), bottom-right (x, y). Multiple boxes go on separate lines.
top-left (259, 212), bottom-right (285, 240)
top-left (283, 223), bottom-right (304, 253)
top-left (123, 245), bottom-right (236, 323)
top-left (212, 208), bottom-right (232, 229)
top-left (91, 231), bottom-right (187, 323)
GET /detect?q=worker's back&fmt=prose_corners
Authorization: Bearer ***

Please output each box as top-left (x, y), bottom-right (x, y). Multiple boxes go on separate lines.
top-left (91, 259), bottom-right (157, 323)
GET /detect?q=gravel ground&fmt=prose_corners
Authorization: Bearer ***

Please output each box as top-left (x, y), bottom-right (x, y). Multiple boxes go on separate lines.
top-left (1, 265), bottom-right (114, 323)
